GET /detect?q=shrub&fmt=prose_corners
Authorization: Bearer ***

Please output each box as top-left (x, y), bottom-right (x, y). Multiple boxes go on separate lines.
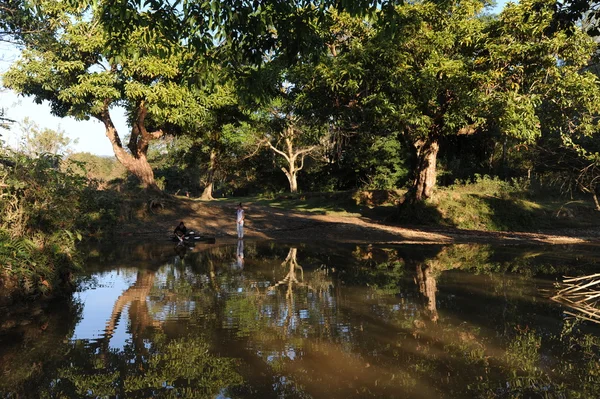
top-left (0, 151), bottom-right (123, 300)
top-left (430, 176), bottom-right (537, 230)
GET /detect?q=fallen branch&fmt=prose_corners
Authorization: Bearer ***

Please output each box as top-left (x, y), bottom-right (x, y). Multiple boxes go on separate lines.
top-left (551, 273), bottom-right (600, 325)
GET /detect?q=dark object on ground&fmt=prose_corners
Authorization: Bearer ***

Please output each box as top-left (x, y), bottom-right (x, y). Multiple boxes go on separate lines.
top-left (170, 230), bottom-right (216, 244)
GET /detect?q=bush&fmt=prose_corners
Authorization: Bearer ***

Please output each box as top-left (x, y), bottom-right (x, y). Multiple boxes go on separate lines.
top-left (0, 151), bottom-right (123, 301)
top-left (429, 176), bottom-right (537, 230)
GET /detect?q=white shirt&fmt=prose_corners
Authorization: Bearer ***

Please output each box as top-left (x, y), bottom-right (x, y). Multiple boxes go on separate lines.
top-left (236, 208), bottom-right (244, 224)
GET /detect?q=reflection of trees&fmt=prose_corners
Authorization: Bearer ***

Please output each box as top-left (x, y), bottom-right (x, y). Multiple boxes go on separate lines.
top-left (0, 299), bottom-right (82, 396)
top-left (104, 269), bottom-right (158, 349)
top-left (21, 245), bottom-right (247, 397)
top-left (5, 242), bottom-right (600, 397)
top-left (415, 263), bottom-right (438, 322)
top-left (87, 243), bottom-right (600, 398)
top-left (265, 247), bottom-right (333, 335)
top-left (48, 332), bottom-right (242, 397)
top-left (46, 259), bottom-right (241, 397)
top-left (269, 248), bottom-right (308, 297)
top-left (340, 244), bottom-right (600, 398)
top-left (220, 246), bottom-right (334, 338)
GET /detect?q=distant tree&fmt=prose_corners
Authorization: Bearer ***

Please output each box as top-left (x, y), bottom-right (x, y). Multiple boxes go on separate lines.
top-left (252, 91), bottom-right (326, 194)
top-left (18, 117), bottom-right (76, 156)
top-left (264, 118), bottom-right (322, 194)
top-left (66, 152), bottom-right (126, 182)
top-left (148, 84), bottom-right (251, 199)
top-left (0, 107), bottom-right (14, 132)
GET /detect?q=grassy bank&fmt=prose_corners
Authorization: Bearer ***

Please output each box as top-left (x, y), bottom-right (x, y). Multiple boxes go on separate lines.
top-left (419, 176), bottom-right (600, 231)
top-left (242, 176), bottom-right (600, 232)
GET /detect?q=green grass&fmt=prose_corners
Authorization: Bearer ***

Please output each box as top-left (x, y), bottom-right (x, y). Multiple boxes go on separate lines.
top-left (427, 176), bottom-right (600, 231)
top-left (212, 191), bottom-right (368, 217)
top-left (203, 178), bottom-right (600, 232)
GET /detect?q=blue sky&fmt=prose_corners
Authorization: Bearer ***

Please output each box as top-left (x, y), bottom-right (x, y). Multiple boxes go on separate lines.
top-left (0, 41), bottom-right (128, 156)
top-left (0, 0), bottom-right (511, 157)
top-left (0, 43), bottom-right (124, 156)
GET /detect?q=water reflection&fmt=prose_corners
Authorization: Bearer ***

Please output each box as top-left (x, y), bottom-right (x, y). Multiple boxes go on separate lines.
top-left (1, 242), bottom-right (600, 397)
top-left (235, 239), bottom-right (244, 269)
top-left (415, 261), bottom-right (438, 323)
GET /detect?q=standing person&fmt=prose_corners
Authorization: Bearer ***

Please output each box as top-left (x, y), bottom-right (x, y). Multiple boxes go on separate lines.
top-left (236, 203), bottom-right (245, 239)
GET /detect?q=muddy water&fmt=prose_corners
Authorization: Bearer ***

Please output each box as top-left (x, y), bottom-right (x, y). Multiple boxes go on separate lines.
top-left (1, 241), bottom-right (600, 398)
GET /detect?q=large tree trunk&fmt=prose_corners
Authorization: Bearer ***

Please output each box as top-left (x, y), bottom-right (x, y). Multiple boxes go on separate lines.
top-left (200, 149), bottom-right (216, 200)
top-left (99, 102), bottom-right (161, 191)
top-left (119, 152), bottom-right (157, 189)
top-left (412, 136), bottom-right (440, 202)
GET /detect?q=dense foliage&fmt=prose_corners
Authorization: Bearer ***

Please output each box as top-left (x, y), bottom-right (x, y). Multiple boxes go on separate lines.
top-left (0, 150), bottom-right (123, 300)
top-left (2, 0), bottom-right (599, 203)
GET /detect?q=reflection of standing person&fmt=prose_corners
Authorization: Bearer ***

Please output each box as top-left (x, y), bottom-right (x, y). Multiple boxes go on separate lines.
top-left (236, 203), bottom-right (245, 239)
top-left (236, 239), bottom-right (244, 269)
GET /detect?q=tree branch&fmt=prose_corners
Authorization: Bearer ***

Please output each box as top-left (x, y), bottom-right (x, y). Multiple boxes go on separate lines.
top-left (267, 140), bottom-right (291, 164)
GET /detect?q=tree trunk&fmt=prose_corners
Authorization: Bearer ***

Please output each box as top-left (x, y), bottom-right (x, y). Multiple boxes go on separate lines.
top-left (287, 171), bottom-right (298, 193)
top-left (119, 153), bottom-right (157, 190)
top-left (201, 181), bottom-right (214, 200)
top-left (282, 163), bottom-right (299, 193)
top-left (200, 149), bottom-right (217, 200)
top-left (291, 174), bottom-right (298, 193)
top-left (412, 137), bottom-right (439, 202)
top-left (100, 104), bottom-right (159, 191)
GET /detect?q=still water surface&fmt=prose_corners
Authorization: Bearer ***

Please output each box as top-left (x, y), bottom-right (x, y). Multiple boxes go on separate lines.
top-left (1, 241), bottom-right (600, 398)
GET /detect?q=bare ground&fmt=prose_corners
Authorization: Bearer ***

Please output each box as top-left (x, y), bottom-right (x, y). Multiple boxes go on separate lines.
top-left (119, 197), bottom-right (600, 246)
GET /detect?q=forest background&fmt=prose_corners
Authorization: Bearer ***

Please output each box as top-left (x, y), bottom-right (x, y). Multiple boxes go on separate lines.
top-left (1, 0), bottom-right (600, 300)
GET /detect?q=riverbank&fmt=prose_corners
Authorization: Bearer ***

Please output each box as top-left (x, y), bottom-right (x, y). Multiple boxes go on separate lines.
top-left (117, 197), bottom-right (600, 246)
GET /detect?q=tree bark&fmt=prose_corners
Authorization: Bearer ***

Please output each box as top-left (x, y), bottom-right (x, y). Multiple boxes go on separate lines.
top-left (412, 136), bottom-right (440, 202)
top-left (120, 153), bottom-right (157, 189)
top-left (200, 149), bottom-right (217, 200)
top-left (283, 165), bottom-right (299, 193)
top-left (289, 173), bottom-right (298, 193)
top-left (98, 103), bottom-right (160, 191)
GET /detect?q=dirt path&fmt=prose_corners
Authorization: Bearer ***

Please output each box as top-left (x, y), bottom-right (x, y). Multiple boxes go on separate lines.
top-left (120, 198), bottom-right (600, 246)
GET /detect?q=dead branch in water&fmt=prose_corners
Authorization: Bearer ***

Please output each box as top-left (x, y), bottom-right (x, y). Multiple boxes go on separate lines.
top-left (551, 273), bottom-right (600, 324)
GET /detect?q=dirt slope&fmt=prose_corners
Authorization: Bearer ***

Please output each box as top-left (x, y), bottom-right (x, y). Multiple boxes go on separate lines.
top-left (119, 198), bottom-right (600, 246)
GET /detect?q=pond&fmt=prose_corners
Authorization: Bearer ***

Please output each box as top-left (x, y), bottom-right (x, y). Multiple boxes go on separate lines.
top-left (1, 240), bottom-right (600, 398)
